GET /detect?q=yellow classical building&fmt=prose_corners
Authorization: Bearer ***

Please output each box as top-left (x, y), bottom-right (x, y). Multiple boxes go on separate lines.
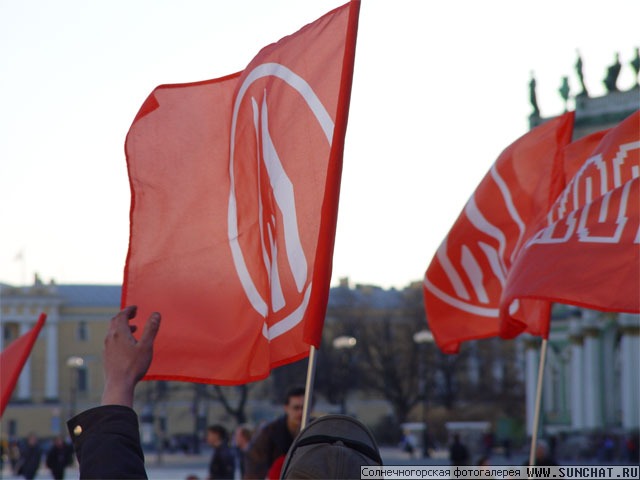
top-left (1, 278), bottom-right (119, 438)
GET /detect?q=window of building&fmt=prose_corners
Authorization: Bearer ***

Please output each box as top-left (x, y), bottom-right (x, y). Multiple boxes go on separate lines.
top-left (77, 321), bottom-right (88, 341)
top-left (3, 323), bottom-right (18, 342)
top-left (8, 419), bottom-right (16, 436)
top-left (77, 367), bottom-right (88, 393)
top-left (3, 324), bottom-right (12, 342)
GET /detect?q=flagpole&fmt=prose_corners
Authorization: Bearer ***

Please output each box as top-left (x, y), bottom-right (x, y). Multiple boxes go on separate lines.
top-left (301, 345), bottom-right (318, 430)
top-left (528, 338), bottom-right (548, 466)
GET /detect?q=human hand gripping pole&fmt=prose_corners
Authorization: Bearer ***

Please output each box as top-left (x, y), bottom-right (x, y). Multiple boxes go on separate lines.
top-left (101, 305), bottom-right (161, 407)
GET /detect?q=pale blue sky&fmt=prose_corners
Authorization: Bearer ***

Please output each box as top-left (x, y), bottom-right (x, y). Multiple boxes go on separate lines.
top-left (1, 0), bottom-right (638, 289)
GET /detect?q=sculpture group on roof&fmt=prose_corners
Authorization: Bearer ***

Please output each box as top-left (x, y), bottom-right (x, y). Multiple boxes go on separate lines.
top-left (529, 47), bottom-right (640, 117)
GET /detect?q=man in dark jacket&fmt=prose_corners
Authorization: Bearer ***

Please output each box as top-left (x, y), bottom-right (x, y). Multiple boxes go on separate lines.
top-left (232, 424), bottom-right (253, 479)
top-left (243, 386), bottom-right (305, 479)
top-left (45, 436), bottom-right (73, 479)
top-left (206, 424), bottom-right (235, 479)
top-left (66, 306), bottom-right (160, 479)
top-left (449, 433), bottom-right (470, 466)
top-left (17, 433), bottom-right (41, 480)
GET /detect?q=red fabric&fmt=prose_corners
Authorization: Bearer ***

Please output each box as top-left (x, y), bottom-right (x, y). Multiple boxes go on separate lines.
top-left (500, 110), bottom-right (640, 337)
top-left (1, 313), bottom-right (47, 416)
top-left (122, 1), bottom-right (360, 384)
top-left (423, 113), bottom-right (574, 353)
top-left (266, 455), bottom-right (285, 480)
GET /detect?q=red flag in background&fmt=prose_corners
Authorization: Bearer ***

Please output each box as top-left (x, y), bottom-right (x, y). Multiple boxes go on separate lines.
top-left (1, 313), bottom-right (46, 416)
top-left (423, 113), bottom-right (574, 353)
top-left (123, 1), bottom-right (360, 384)
top-left (501, 110), bottom-right (640, 338)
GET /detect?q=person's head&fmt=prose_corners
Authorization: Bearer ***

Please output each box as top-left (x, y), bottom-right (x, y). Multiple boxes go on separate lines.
top-left (206, 425), bottom-right (228, 448)
top-left (234, 424), bottom-right (253, 450)
top-left (53, 436), bottom-right (64, 448)
top-left (284, 386), bottom-right (305, 433)
top-left (280, 414), bottom-right (382, 479)
top-left (27, 433), bottom-right (38, 446)
top-left (535, 440), bottom-right (549, 460)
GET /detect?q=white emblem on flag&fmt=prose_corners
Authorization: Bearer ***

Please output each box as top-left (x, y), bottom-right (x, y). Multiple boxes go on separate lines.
top-left (424, 165), bottom-right (525, 318)
top-left (228, 63), bottom-right (333, 341)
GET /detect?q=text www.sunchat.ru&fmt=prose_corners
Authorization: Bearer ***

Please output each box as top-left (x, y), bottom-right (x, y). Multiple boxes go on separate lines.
top-left (361, 465), bottom-right (640, 479)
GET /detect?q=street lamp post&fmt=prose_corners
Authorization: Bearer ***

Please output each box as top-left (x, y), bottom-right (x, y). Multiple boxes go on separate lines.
top-left (66, 356), bottom-right (84, 418)
top-left (413, 330), bottom-right (434, 458)
top-left (332, 335), bottom-right (357, 414)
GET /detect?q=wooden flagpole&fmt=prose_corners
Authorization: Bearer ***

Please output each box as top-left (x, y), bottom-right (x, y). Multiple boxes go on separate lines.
top-left (528, 338), bottom-right (548, 466)
top-left (301, 345), bottom-right (318, 430)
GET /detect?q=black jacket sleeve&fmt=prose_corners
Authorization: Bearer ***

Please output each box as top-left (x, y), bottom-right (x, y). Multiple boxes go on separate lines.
top-left (67, 405), bottom-right (147, 479)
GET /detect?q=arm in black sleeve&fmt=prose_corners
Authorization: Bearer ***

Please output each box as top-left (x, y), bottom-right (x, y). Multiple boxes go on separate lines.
top-left (67, 405), bottom-right (147, 479)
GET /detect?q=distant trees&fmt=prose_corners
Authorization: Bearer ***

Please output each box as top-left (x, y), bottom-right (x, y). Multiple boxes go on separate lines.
top-left (316, 281), bottom-right (524, 425)
top-left (317, 282), bottom-right (426, 423)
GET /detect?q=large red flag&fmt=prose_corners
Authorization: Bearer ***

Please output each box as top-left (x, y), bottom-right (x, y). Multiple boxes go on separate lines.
top-left (500, 110), bottom-right (640, 337)
top-left (423, 113), bottom-right (574, 353)
top-left (1, 313), bottom-right (46, 416)
top-left (123, 1), bottom-right (360, 384)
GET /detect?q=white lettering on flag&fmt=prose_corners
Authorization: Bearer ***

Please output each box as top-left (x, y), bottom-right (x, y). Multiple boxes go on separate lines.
top-left (528, 141), bottom-right (640, 248)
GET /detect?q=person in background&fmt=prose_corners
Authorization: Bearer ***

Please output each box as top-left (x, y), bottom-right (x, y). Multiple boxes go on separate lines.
top-left (449, 433), bottom-right (469, 466)
top-left (232, 424), bottom-right (253, 480)
top-left (9, 439), bottom-right (21, 474)
top-left (45, 436), bottom-right (73, 479)
top-left (243, 386), bottom-right (305, 479)
top-left (523, 440), bottom-right (558, 466)
top-left (206, 424), bottom-right (235, 480)
top-left (626, 433), bottom-right (639, 463)
top-left (17, 433), bottom-right (42, 480)
top-left (278, 413), bottom-right (383, 479)
top-left (66, 305), bottom-right (160, 479)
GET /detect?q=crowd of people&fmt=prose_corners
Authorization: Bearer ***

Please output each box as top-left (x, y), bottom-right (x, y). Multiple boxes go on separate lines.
top-left (1, 434), bottom-right (74, 479)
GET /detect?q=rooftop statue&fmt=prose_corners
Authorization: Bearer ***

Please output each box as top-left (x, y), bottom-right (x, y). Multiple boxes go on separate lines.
top-left (558, 76), bottom-right (570, 112)
top-left (603, 52), bottom-right (621, 92)
top-left (529, 72), bottom-right (540, 117)
top-left (631, 47), bottom-right (640, 88)
top-left (575, 51), bottom-right (588, 97)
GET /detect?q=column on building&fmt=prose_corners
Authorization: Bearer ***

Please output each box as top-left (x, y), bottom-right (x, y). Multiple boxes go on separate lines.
top-left (601, 325), bottom-right (619, 426)
top-left (559, 346), bottom-right (572, 422)
top-left (542, 346), bottom-right (555, 416)
top-left (582, 310), bottom-right (603, 429)
top-left (568, 319), bottom-right (584, 430)
top-left (16, 322), bottom-right (32, 400)
top-left (619, 313), bottom-right (640, 430)
top-left (524, 336), bottom-right (539, 436)
top-left (490, 338), bottom-right (504, 392)
top-left (45, 310), bottom-right (59, 400)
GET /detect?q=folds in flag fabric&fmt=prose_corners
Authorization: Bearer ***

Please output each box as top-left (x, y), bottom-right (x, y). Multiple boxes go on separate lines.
top-left (423, 113), bottom-right (575, 354)
top-left (123, 1), bottom-right (360, 384)
top-left (500, 110), bottom-right (640, 338)
top-left (1, 313), bottom-right (46, 416)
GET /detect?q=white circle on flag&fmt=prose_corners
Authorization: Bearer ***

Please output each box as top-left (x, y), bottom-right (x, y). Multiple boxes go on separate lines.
top-left (227, 62), bottom-right (334, 341)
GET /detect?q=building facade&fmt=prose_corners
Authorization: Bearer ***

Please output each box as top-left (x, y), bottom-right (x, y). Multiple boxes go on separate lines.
top-left (1, 278), bottom-right (120, 438)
